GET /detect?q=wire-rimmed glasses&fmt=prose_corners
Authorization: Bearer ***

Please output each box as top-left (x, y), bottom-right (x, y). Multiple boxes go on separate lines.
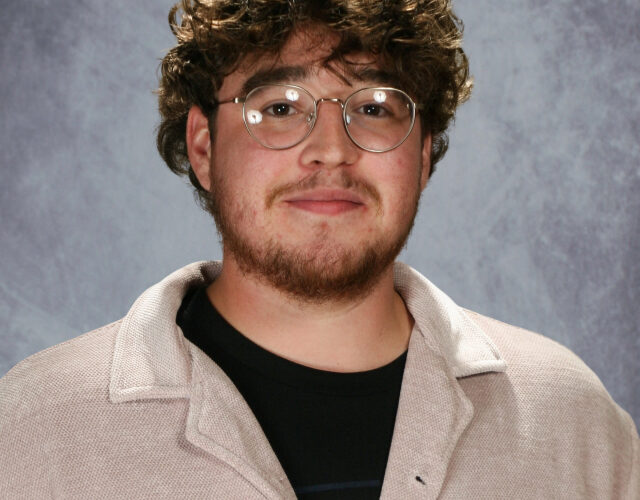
top-left (216, 84), bottom-right (418, 153)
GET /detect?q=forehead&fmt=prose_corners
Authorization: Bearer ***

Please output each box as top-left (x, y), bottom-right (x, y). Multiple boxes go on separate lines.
top-left (218, 27), bottom-right (390, 96)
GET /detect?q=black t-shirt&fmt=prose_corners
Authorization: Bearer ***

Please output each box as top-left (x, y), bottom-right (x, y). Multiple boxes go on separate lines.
top-left (177, 286), bottom-right (406, 499)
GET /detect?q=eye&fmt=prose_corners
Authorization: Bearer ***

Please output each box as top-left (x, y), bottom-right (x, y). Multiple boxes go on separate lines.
top-left (264, 102), bottom-right (298, 117)
top-left (362, 104), bottom-right (386, 116)
top-left (355, 103), bottom-right (391, 118)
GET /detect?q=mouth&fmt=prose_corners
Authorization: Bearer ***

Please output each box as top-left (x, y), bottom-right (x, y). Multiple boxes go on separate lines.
top-left (283, 189), bottom-right (366, 215)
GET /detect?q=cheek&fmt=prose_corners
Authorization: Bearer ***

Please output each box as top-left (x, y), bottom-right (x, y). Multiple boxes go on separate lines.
top-left (214, 151), bottom-right (293, 218)
top-left (382, 153), bottom-right (422, 193)
top-left (377, 156), bottom-right (423, 220)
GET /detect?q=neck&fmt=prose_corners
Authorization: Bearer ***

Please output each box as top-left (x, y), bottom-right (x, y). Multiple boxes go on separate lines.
top-left (206, 255), bottom-right (413, 373)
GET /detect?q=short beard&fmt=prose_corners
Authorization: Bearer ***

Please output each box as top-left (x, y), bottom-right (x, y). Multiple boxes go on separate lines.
top-left (205, 169), bottom-right (421, 304)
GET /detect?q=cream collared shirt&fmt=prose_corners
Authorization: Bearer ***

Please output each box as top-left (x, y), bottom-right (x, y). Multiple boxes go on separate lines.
top-left (1, 262), bottom-right (638, 498)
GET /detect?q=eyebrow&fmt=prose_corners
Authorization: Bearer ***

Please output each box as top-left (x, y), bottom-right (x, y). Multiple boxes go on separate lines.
top-left (239, 65), bottom-right (401, 97)
top-left (349, 67), bottom-right (401, 88)
top-left (240, 66), bottom-right (311, 96)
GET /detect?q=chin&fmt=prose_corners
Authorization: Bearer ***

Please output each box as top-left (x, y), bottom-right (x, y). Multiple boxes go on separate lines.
top-left (227, 232), bottom-right (405, 303)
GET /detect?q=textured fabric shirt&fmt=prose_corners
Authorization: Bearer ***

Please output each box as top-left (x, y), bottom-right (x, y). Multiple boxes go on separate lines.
top-left (1, 261), bottom-right (638, 499)
top-left (177, 285), bottom-right (407, 498)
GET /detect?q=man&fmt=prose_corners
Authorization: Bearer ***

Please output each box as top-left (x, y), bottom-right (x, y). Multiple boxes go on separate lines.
top-left (1, 0), bottom-right (638, 498)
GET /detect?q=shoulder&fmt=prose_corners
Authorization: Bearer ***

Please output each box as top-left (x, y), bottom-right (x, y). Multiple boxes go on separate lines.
top-left (462, 308), bottom-right (598, 378)
top-left (0, 320), bottom-right (122, 424)
top-left (459, 309), bottom-right (639, 496)
top-left (461, 307), bottom-right (617, 406)
top-left (461, 308), bottom-right (638, 446)
top-left (0, 321), bottom-right (123, 494)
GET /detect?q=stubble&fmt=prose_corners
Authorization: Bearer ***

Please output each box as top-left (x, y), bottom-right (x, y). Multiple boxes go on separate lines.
top-left (205, 167), bottom-right (422, 304)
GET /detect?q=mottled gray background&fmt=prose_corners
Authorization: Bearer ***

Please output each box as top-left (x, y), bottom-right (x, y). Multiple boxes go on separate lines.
top-left (1, 0), bottom-right (638, 427)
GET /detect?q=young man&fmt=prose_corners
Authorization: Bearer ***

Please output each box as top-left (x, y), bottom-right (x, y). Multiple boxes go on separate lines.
top-left (1, 1), bottom-right (638, 498)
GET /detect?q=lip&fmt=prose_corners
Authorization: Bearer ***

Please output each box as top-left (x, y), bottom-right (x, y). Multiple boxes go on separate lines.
top-left (283, 189), bottom-right (365, 215)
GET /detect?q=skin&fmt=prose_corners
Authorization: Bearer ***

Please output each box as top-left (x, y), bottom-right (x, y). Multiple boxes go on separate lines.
top-left (186, 28), bottom-right (432, 373)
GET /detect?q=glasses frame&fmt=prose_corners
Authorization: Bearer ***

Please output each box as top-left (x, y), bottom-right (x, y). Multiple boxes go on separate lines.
top-left (216, 84), bottom-right (419, 153)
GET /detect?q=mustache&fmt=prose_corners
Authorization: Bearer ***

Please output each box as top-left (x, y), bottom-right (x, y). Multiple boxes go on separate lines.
top-left (265, 170), bottom-right (382, 209)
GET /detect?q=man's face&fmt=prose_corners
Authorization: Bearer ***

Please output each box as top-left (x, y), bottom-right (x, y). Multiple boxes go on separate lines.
top-left (198, 29), bottom-right (431, 302)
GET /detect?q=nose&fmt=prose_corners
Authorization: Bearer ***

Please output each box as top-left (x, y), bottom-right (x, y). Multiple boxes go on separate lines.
top-left (298, 99), bottom-right (360, 169)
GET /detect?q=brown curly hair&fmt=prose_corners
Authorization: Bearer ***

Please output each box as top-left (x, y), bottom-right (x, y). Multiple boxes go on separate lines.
top-left (156, 0), bottom-right (472, 209)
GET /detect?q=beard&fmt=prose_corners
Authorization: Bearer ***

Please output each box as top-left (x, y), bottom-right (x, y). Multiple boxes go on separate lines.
top-left (205, 168), bottom-right (422, 304)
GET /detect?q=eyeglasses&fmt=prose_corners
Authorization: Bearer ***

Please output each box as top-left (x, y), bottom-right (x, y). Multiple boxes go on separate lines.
top-left (216, 84), bottom-right (419, 153)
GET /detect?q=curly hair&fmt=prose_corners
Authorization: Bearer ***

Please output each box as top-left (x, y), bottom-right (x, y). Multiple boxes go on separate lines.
top-left (156, 0), bottom-right (472, 209)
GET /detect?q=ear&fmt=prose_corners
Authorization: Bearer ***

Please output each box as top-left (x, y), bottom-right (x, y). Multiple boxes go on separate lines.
top-left (186, 106), bottom-right (212, 191)
top-left (419, 133), bottom-right (432, 191)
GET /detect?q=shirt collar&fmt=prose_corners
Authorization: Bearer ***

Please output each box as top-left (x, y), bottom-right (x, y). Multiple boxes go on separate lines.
top-left (109, 261), bottom-right (506, 403)
top-left (393, 262), bottom-right (506, 377)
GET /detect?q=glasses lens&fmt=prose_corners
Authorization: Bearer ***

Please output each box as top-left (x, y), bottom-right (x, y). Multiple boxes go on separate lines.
top-left (243, 85), bottom-right (315, 149)
top-left (344, 88), bottom-right (415, 152)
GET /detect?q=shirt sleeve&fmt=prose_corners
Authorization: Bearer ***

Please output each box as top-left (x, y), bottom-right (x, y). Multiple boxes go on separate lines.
top-left (628, 416), bottom-right (640, 500)
top-left (0, 361), bottom-right (53, 498)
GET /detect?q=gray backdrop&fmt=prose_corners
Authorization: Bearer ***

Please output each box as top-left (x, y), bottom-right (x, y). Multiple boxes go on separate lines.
top-left (1, 0), bottom-right (638, 428)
